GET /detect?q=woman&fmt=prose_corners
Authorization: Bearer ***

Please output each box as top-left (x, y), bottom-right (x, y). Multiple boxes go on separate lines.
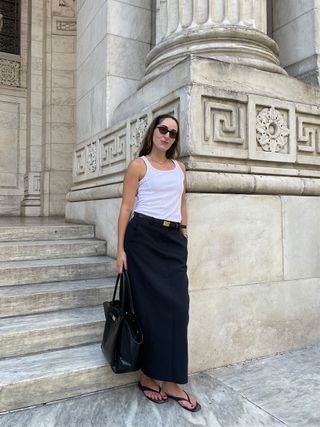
top-left (116, 114), bottom-right (201, 412)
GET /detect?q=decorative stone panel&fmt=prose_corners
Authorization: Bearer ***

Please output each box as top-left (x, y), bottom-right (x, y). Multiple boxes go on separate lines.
top-left (248, 95), bottom-right (296, 163)
top-left (73, 98), bottom-right (181, 184)
top-left (100, 126), bottom-right (126, 175)
top-left (296, 104), bottom-right (320, 166)
top-left (52, 16), bottom-right (76, 35)
top-left (0, 57), bottom-right (20, 87)
top-left (129, 116), bottom-right (148, 161)
top-left (202, 95), bottom-right (248, 159)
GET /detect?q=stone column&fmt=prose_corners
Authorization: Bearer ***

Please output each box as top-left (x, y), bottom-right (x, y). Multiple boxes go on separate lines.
top-left (21, 0), bottom-right (46, 216)
top-left (144, 0), bottom-right (284, 82)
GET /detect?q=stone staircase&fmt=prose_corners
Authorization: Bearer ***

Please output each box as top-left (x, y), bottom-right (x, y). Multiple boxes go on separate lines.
top-left (0, 220), bottom-right (137, 413)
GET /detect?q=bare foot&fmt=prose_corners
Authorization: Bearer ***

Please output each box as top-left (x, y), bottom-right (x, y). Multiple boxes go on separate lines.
top-left (161, 382), bottom-right (198, 410)
top-left (139, 372), bottom-right (167, 402)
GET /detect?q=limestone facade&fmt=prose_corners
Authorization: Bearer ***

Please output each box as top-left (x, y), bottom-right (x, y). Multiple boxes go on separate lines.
top-left (0, 0), bottom-right (76, 216)
top-left (1, 1), bottom-right (320, 370)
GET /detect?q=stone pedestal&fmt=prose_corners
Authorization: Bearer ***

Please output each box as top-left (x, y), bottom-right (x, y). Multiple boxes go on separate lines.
top-left (67, 1), bottom-right (320, 371)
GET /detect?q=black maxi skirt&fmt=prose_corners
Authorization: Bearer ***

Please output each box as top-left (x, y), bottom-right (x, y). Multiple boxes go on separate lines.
top-left (124, 214), bottom-right (189, 384)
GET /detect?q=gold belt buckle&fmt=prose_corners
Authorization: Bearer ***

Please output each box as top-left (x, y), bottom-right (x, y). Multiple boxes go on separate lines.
top-left (163, 220), bottom-right (171, 227)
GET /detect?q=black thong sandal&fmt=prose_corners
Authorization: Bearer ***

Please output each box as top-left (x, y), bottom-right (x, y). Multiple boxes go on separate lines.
top-left (166, 390), bottom-right (201, 412)
top-left (138, 381), bottom-right (168, 404)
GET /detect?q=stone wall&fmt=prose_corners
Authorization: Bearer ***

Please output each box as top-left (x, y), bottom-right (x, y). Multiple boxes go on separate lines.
top-left (76, 0), bottom-right (152, 144)
top-left (271, 0), bottom-right (320, 85)
top-left (0, 0), bottom-right (28, 215)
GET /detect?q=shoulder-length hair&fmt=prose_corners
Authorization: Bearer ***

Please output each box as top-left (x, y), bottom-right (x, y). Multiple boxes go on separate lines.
top-left (138, 114), bottom-right (180, 159)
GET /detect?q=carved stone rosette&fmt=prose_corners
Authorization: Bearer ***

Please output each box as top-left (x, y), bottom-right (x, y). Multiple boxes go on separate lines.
top-left (256, 107), bottom-right (289, 153)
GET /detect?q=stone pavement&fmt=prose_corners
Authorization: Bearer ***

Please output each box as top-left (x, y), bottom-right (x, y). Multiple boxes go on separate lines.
top-left (0, 344), bottom-right (319, 427)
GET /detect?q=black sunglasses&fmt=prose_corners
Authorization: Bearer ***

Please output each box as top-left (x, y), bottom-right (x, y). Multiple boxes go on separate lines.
top-left (156, 125), bottom-right (178, 139)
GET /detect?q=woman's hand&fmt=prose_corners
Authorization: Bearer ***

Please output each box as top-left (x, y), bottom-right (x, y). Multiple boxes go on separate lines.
top-left (181, 228), bottom-right (188, 239)
top-left (116, 250), bottom-right (127, 273)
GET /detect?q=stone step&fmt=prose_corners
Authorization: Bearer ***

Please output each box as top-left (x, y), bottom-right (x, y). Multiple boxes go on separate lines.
top-left (0, 239), bottom-right (106, 261)
top-left (0, 343), bottom-right (137, 412)
top-left (0, 306), bottom-right (106, 358)
top-left (0, 224), bottom-right (95, 242)
top-left (0, 277), bottom-right (115, 318)
top-left (0, 256), bottom-right (116, 286)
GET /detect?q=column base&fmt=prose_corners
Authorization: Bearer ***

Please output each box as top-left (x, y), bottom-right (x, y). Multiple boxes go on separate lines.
top-left (143, 26), bottom-right (286, 86)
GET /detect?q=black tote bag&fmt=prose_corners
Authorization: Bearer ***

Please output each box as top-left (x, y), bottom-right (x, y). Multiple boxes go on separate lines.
top-left (101, 271), bottom-right (143, 373)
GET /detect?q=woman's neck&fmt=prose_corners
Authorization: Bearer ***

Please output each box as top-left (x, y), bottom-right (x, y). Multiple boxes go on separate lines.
top-left (148, 150), bottom-right (167, 164)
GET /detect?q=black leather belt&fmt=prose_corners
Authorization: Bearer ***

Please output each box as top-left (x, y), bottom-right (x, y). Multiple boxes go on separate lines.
top-left (134, 212), bottom-right (181, 229)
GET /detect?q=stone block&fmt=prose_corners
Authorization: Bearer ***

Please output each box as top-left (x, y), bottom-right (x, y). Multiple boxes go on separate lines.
top-left (107, 0), bottom-right (151, 43)
top-left (272, 0), bottom-right (314, 31)
top-left (52, 105), bottom-right (74, 124)
top-left (52, 35), bottom-right (75, 54)
top-left (51, 124), bottom-right (75, 144)
top-left (77, 39), bottom-right (107, 101)
top-left (52, 52), bottom-right (75, 71)
top-left (188, 277), bottom-right (320, 372)
top-left (0, 129), bottom-right (18, 174)
top-left (106, 76), bottom-right (139, 122)
top-left (92, 78), bottom-right (107, 136)
top-left (66, 199), bottom-right (121, 257)
top-left (77, 0), bottom-right (105, 39)
top-left (51, 88), bottom-right (75, 106)
top-left (51, 144), bottom-right (73, 171)
top-left (76, 91), bottom-right (92, 142)
top-left (282, 196), bottom-right (320, 280)
top-left (48, 171), bottom-right (72, 194)
top-left (52, 70), bottom-right (74, 88)
top-left (272, 9), bottom-right (315, 67)
top-left (107, 34), bottom-right (150, 80)
top-left (187, 193), bottom-right (283, 289)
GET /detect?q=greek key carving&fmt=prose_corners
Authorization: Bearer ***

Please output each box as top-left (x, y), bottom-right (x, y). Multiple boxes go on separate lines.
top-left (100, 130), bottom-right (126, 168)
top-left (0, 58), bottom-right (20, 87)
top-left (297, 115), bottom-right (320, 154)
top-left (204, 101), bottom-right (246, 145)
top-left (24, 173), bottom-right (41, 195)
top-left (256, 107), bottom-right (289, 152)
top-left (75, 147), bottom-right (85, 176)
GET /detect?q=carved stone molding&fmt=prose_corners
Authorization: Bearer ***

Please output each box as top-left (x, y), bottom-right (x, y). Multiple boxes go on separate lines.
top-left (52, 16), bottom-right (76, 35)
top-left (248, 95), bottom-right (296, 163)
top-left (256, 107), bottom-right (289, 153)
top-left (87, 142), bottom-right (97, 173)
top-left (296, 105), bottom-right (320, 166)
top-left (129, 116), bottom-right (148, 159)
top-left (100, 127), bottom-right (126, 174)
top-left (0, 57), bottom-right (20, 87)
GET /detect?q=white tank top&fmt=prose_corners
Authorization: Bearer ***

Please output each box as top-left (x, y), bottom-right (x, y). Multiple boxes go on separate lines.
top-left (135, 156), bottom-right (185, 222)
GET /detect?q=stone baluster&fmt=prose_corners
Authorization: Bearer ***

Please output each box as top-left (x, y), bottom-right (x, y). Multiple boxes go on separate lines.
top-left (145, 0), bottom-right (284, 83)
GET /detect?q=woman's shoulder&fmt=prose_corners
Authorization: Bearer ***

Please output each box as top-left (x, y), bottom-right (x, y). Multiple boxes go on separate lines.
top-left (176, 160), bottom-right (186, 172)
top-left (127, 157), bottom-right (147, 179)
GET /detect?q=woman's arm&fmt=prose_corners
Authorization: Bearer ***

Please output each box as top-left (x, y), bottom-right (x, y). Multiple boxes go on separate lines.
top-left (178, 161), bottom-right (188, 239)
top-left (117, 159), bottom-right (144, 273)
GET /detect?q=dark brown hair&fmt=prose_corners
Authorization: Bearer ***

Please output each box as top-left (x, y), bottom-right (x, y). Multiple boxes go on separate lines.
top-left (138, 114), bottom-right (180, 159)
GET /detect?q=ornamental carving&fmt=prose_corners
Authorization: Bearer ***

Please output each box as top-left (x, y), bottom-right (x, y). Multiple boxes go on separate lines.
top-left (204, 100), bottom-right (246, 146)
top-left (56, 20), bottom-right (76, 32)
top-left (0, 58), bottom-right (20, 87)
top-left (87, 143), bottom-right (97, 173)
top-left (130, 117), bottom-right (148, 148)
top-left (297, 115), bottom-right (320, 154)
top-left (256, 107), bottom-right (289, 152)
